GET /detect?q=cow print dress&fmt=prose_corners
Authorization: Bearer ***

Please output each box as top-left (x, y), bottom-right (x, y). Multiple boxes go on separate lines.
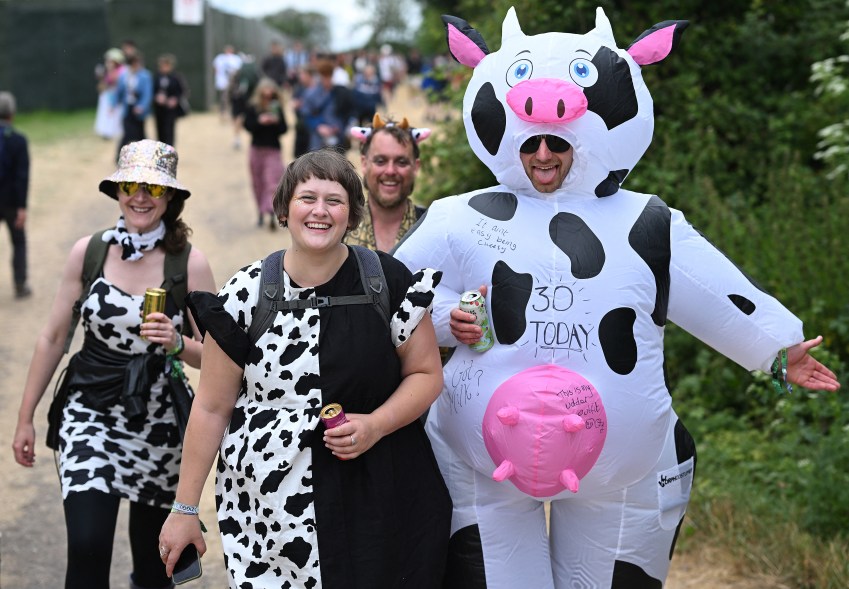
top-left (189, 248), bottom-right (451, 589)
top-left (58, 277), bottom-right (185, 506)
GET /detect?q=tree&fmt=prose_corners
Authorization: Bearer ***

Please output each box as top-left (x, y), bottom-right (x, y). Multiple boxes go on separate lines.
top-left (264, 8), bottom-right (331, 50)
top-left (356, 0), bottom-right (417, 47)
top-left (810, 14), bottom-right (849, 181)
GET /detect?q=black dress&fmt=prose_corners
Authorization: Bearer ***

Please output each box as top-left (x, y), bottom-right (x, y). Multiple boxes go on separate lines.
top-left (189, 249), bottom-right (451, 588)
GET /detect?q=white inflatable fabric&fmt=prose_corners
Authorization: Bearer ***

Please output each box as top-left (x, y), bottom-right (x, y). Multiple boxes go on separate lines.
top-left (393, 7), bottom-right (804, 588)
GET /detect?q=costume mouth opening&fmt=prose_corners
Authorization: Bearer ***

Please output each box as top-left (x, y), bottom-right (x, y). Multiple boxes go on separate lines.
top-left (519, 134), bottom-right (572, 154)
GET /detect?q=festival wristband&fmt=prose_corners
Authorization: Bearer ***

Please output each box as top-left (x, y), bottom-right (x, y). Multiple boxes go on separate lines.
top-left (171, 501), bottom-right (199, 515)
top-left (169, 333), bottom-right (185, 356)
top-left (770, 348), bottom-right (792, 395)
top-left (171, 502), bottom-right (208, 532)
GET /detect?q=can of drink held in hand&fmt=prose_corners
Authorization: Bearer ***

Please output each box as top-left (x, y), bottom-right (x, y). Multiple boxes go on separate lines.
top-left (142, 288), bottom-right (166, 339)
top-left (320, 403), bottom-right (349, 429)
top-left (459, 290), bottom-right (494, 352)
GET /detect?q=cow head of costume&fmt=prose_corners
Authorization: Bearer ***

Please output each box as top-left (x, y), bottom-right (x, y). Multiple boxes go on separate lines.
top-left (444, 7), bottom-right (687, 197)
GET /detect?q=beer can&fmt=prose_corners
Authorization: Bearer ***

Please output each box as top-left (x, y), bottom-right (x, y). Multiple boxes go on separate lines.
top-left (320, 403), bottom-right (349, 429)
top-left (459, 290), bottom-right (494, 352)
top-left (142, 288), bottom-right (166, 339)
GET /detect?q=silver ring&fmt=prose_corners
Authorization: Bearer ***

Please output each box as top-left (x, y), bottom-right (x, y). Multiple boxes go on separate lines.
top-left (159, 545), bottom-right (169, 556)
top-left (350, 435), bottom-right (356, 446)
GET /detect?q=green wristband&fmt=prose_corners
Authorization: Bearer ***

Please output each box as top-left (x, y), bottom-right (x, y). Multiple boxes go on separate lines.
top-left (169, 333), bottom-right (184, 356)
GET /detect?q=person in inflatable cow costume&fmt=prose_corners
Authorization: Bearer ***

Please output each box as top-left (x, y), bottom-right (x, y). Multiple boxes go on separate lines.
top-left (392, 7), bottom-right (841, 588)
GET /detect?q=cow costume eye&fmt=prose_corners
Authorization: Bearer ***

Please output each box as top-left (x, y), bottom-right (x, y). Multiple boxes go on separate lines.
top-left (569, 58), bottom-right (598, 87)
top-left (506, 59), bottom-right (533, 87)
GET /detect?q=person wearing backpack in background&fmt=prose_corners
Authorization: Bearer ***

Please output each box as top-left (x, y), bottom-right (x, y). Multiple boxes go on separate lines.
top-left (159, 148), bottom-right (451, 588)
top-left (12, 139), bottom-right (216, 589)
top-left (0, 91), bottom-right (31, 299)
top-left (228, 54), bottom-right (260, 151)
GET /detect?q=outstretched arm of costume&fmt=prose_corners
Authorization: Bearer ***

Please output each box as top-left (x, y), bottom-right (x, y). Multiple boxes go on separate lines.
top-left (667, 209), bottom-right (803, 372)
top-left (160, 333), bottom-right (241, 576)
top-left (786, 336), bottom-right (840, 391)
top-left (12, 236), bottom-right (87, 467)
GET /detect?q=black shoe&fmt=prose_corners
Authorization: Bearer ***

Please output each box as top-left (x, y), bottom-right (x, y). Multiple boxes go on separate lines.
top-left (257, 213), bottom-right (264, 227)
top-left (15, 284), bottom-right (32, 299)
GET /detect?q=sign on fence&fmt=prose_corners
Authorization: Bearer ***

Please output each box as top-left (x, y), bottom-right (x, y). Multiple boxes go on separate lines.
top-left (174, 0), bottom-right (203, 25)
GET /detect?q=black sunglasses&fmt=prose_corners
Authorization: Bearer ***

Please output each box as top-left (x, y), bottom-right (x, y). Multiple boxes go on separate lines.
top-left (519, 135), bottom-right (572, 154)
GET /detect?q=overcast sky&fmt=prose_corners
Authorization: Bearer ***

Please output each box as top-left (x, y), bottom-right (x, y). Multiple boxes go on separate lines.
top-left (208, 0), bottom-right (422, 52)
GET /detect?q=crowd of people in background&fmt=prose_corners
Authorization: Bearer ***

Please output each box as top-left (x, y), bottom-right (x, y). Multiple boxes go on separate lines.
top-left (206, 40), bottom-right (458, 232)
top-left (89, 38), bottom-right (454, 240)
top-left (94, 40), bottom-right (189, 159)
top-left (92, 37), bottom-right (458, 167)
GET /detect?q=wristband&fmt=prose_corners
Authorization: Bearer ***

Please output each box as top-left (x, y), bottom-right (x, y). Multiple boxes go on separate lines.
top-left (169, 333), bottom-right (185, 356)
top-left (770, 348), bottom-right (793, 395)
top-left (171, 502), bottom-right (208, 532)
top-left (171, 501), bottom-right (199, 515)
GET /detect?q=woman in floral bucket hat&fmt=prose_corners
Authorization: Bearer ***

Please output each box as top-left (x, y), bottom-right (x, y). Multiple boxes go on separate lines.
top-left (12, 139), bottom-right (216, 589)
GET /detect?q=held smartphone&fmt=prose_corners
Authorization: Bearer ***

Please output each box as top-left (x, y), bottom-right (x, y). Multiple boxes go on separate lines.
top-left (173, 543), bottom-right (203, 585)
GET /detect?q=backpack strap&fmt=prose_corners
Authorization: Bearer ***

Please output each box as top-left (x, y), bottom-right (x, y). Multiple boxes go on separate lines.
top-left (247, 249), bottom-right (285, 346)
top-left (64, 230), bottom-right (109, 353)
top-left (63, 234), bottom-right (194, 353)
top-left (247, 247), bottom-right (391, 346)
top-left (351, 245), bottom-right (391, 330)
top-left (162, 243), bottom-right (193, 338)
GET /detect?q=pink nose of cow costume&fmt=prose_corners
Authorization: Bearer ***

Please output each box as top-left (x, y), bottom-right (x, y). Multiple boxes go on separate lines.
top-left (506, 78), bottom-right (588, 123)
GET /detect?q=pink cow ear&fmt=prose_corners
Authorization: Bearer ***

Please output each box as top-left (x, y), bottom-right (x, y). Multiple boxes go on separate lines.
top-left (410, 128), bottom-right (432, 144)
top-left (349, 126), bottom-right (372, 142)
top-left (443, 14), bottom-right (490, 68)
top-left (627, 20), bottom-right (689, 66)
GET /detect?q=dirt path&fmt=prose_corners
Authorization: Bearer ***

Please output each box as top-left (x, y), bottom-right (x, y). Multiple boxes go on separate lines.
top-left (0, 86), bottom-right (782, 588)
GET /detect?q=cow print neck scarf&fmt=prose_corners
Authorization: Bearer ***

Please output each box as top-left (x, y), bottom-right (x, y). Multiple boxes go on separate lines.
top-left (101, 217), bottom-right (166, 261)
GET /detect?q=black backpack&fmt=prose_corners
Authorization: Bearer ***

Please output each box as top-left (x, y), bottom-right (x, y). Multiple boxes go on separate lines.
top-left (247, 245), bottom-right (390, 345)
top-left (63, 229), bottom-right (192, 353)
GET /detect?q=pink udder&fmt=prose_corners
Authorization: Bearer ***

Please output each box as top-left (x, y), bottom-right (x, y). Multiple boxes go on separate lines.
top-left (482, 364), bottom-right (607, 497)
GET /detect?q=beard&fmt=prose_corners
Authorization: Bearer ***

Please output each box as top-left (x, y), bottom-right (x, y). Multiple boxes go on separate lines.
top-left (366, 178), bottom-right (416, 210)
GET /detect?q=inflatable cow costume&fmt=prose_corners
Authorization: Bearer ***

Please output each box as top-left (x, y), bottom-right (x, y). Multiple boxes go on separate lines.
top-left (393, 7), bottom-right (839, 588)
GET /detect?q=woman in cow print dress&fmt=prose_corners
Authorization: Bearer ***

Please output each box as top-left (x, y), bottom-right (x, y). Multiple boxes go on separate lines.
top-left (12, 140), bottom-right (216, 589)
top-left (160, 149), bottom-right (451, 588)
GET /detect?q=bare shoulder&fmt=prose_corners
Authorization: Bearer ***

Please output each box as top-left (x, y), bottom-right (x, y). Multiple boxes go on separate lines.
top-left (64, 235), bottom-right (94, 278)
top-left (186, 246), bottom-right (216, 291)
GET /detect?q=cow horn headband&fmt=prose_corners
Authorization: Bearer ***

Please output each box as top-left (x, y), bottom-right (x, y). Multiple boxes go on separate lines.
top-left (349, 113), bottom-right (432, 144)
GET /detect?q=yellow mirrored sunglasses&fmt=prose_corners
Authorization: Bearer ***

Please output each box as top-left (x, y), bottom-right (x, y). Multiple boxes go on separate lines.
top-left (118, 181), bottom-right (169, 199)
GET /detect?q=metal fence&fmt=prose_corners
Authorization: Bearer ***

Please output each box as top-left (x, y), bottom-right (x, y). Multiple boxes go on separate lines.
top-left (0, 0), bottom-right (284, 112)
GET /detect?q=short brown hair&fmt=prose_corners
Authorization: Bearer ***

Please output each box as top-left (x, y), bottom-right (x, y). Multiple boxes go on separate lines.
top-left (273, 148), bottom-right (365, 231)
top-left (315, 59), bottom-right (335, 78)
top-left (360, 124), bottom-right (420, 160)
